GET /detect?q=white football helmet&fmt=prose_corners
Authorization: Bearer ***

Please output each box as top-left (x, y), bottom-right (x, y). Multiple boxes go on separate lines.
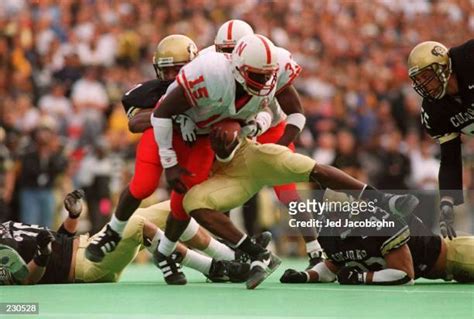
top-left (231, 34), bottom-right (279, 96)
top-left (215, 20), bottom-right (254, 53)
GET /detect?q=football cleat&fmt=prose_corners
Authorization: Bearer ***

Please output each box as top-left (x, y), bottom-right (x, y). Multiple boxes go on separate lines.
top-left (246, 251), bottom-right (281, 289)
top-left (228, 260), bottom-right (250, 283)
top-left (0, 244), bottom-right (28, 282)
top-left (235, 231), bottom-right (273, 264)
top-left (379, 194), bottom-right (419, 219)
top-left (153, 251), bottom-right (187, 285)
top-left (206, 260), bottom-right (230, 283)
top-left (85, 224), bottom-right (121, 263)
top-left (255, 231), bottom-right (272, 248)
top-left (305, 250), bottom-right (323, 270)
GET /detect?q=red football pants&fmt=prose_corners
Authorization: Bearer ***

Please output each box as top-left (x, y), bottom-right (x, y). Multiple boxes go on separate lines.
top-left (129, 128), bottom-right (214, 220)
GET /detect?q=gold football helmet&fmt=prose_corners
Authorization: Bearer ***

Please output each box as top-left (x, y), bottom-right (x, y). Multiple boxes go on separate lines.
top-left (407, 41), bottom-right (452, 100)
top-left (153, 34), bottom-right (198, 80)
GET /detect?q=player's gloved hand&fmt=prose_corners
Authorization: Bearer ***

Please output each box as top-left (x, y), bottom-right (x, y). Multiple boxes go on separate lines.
top-left (337, 266), bottom-right (364, 285)
top-left (165, 164), bottom-right (193, 194)
top-left (210, 127), bottom-right (240, 160)
top-left (240, 120), bottom-right (262, 138)
top-left (174, 114), bottom-right (197, 145)
top-left (280, 269), bottom-right (309, 283)
top-left (64, 189), bottom-right (85, 219)
top-left (439, 200), bottom-right (457, 240)
top-left (34, 230), bottom-right (55, 267)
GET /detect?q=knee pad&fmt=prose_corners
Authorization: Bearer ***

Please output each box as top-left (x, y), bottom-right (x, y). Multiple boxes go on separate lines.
top-left (129, 178), bottom-right (159, 200)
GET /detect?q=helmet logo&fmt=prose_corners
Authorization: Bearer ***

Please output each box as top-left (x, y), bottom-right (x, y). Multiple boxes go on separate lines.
top-left (235, 41), bottom-right (247, 56)
top-left (431, 45), bottom-right (446, 57)
top-left (187, 43), bottom-right (197, 59)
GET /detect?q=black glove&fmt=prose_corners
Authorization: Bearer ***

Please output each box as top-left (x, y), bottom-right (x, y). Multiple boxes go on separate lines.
top-left (33, 230), bottom-right (55, 267)
top-left (439, 200), bottom-right (456, 240)
top-left (280, 269), bottom-right (309, 283)
top-left (64, 189), bottom-right (85, 219)
top-left (337, 266), bottom-right (364, 285)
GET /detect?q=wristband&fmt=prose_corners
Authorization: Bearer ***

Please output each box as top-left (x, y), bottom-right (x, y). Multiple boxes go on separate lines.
top-left (159, 148), bottom-right (178, 168)
top-left (286, 113), bottom-right (306, 131)
top-left (151, 116), bottom-right (177, 168)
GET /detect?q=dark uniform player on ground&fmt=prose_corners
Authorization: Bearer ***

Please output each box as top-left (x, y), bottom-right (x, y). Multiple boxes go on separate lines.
top-left (280, 191), bottom-right (474, 285)
top-left (0, 190), bottom-right (249, 285)
top-left (407, 39), bottom-right (474, 239)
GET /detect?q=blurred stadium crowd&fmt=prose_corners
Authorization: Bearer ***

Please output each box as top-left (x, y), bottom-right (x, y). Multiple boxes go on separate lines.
top-left (1, 0), bottom-right (473, 242)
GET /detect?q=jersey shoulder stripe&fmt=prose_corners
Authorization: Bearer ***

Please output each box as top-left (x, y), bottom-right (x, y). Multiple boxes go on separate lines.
top-left (275, 46), bottom-right (302, 94)
top-left (380, 225), bottom-right (410, 256)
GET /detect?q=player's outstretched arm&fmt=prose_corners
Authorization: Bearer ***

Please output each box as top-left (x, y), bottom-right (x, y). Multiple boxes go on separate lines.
top-left (21, 230), bottom-right (55, 285)
top-left (280, 260), bottom-right (338, 284)
top-left (275, 85), bottom-right (305, 146)
top-left (128, 109), bottom-right (154, 133)
top-left (58, 190), bottom-right (84, 236)
top-left (438, 136), bottom-right (462, 239)
top-left (337, 245), bottom-right (415, 285)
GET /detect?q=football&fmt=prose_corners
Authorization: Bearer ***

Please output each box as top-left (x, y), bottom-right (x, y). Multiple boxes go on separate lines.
top-left (212, 119), bottom-right (241, 143)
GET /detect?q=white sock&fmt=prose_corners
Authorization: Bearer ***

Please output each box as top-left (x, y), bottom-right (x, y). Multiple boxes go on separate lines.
top-left (109, 215), bottom-right (127, 235)
top-left (203, 238), bottom-right (235, 260)
top-left (145, 229), bottom-right (164, 255)
top-left (181, 249), bottom-right (212, 275)
top-left (158, 236), bottom-right (177, 256)
top-left (305, 240), bottom-right (322, 254)
top-left (179, 218), bottom-right (200, 242)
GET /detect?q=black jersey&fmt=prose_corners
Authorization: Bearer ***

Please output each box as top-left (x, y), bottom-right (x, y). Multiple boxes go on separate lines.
top-left (0, 221), bottom-right (75, 284)
top-left (318, 209), bottom-right (410, 273)
top-left (421, 39), bottom-right (474, 141)
top-left (121, 79), bottom-right (172, 119)
top-left (318, 211), bottom-right (441, 279)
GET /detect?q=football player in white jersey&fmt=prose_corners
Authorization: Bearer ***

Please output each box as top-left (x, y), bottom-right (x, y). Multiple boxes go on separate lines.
top-left (151, 34), bottom-right (284, 289)
top-left (202, 19), bottom-right (323, 267)
top-left (152, 34), bottom-right (420, 289)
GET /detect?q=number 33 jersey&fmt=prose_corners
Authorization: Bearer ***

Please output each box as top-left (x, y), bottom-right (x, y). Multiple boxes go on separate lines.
top-left (165, 48), bottom-right (301, 133)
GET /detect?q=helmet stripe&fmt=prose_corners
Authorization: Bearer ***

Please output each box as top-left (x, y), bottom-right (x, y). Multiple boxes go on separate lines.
top-left (256, 35), bottom-right (271, 64)
top-left (227, 20), bottom-right (234, 41)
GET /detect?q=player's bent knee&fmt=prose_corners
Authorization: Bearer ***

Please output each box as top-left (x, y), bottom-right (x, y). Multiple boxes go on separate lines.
top-left (183, 187), bottom-right (215, 214)
top-left (446, 237), bottom-right (474, 283)
top-left (280, 152), bottom-right (316, 182)
top-left (122, 215), bottom-right (146, 240)
top-left (129, 181), bottom-right (158, 200)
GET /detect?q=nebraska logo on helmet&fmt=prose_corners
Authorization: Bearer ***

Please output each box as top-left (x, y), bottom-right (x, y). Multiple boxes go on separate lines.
top-left (235, 41), bottom-right (248, 56)
top-left (231, 34), bottom-right (279, 97)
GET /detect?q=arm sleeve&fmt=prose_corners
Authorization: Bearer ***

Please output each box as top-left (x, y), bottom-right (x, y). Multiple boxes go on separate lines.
top-left (309, 261), bottom-right (337, 282)
top-left (380, 224), bottom-right (410, 256)
top-left (366, 269), bottom-right (414, 285)
top-left (438, 135), bottom-right (464, 204)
